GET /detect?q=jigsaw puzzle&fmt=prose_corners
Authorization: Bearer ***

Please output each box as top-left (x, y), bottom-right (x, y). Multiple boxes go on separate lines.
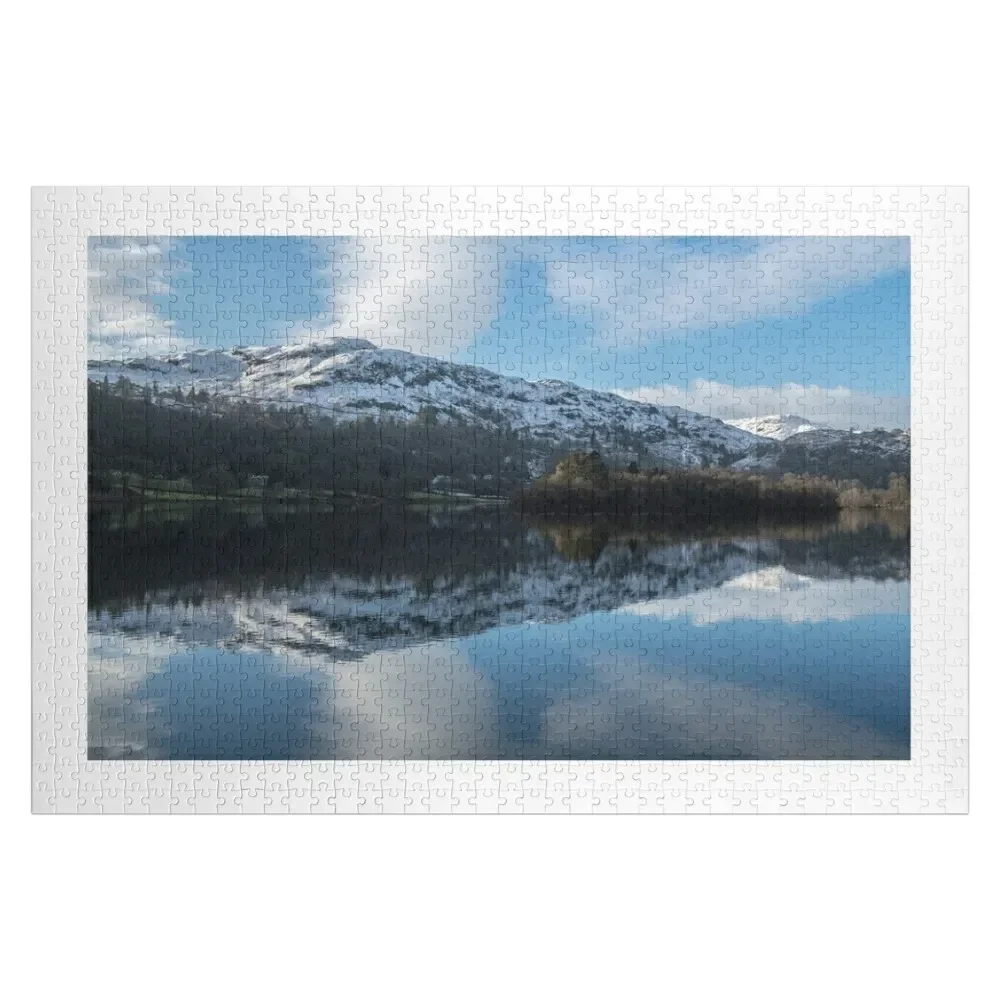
top-left (31, 187), bottom-right (969, 812)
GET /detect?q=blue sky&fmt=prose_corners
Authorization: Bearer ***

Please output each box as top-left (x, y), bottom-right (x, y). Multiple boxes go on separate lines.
top-left (89, 234), bottom-right (909, 429)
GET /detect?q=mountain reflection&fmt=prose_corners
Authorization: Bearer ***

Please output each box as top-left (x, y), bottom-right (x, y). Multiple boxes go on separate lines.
top-left (88, 504), bottom-right (909, 760)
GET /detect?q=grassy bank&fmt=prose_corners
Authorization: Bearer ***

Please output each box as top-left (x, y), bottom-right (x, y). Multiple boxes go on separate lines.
top-left (89, 474), bottom-right (375, 508)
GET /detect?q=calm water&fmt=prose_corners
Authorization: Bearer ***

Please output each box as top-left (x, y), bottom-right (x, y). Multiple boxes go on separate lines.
top-left (88, 504), bottom-right (910, 760)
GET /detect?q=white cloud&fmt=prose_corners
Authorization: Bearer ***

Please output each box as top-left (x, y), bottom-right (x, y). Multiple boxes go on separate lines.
top-left (88, 237), bottom-right (187, 360)
top-left (317, 236), bottom-right (503, 357)
top-left (620, 378), bottom-right (909, 430)
top-left (545, 236), bottom-right (907, 342)
top-left (90, 235), bottom-right (504, 362)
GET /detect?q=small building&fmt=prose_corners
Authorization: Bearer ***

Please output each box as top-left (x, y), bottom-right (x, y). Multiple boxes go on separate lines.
top-left (248, 474), bottom-right (269, 489)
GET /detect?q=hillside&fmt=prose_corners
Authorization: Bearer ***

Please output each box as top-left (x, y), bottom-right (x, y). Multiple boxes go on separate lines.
top-left (89, 338), bottom-right (763, 469)
top-left (89, 338), bottom-right (909, 489)
top-left (771, 427), bottom-right (910, 489)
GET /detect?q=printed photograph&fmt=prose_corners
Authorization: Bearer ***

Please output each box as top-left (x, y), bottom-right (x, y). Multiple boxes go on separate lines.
top-left (87, 235), bottom-right (910, 760)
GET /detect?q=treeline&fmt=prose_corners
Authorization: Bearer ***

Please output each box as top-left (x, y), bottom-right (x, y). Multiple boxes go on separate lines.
top-left (88, 379), bottom-right (913, 512)
top-left (837, 474), bottom-right (910, 510)
top-left (777, 429), bottom-right (909, 489)
top-left (88, 380), bottom-right (535, 499)
top-left (517, 452), bottom-right (842, 523)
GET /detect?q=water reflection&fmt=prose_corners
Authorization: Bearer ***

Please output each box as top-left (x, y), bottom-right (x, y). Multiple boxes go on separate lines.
top-left (88, 504), bottom-right (910, 760)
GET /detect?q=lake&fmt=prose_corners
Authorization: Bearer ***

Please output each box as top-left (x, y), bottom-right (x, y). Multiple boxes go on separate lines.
top-left (87, 503), bottom-right (910, 760)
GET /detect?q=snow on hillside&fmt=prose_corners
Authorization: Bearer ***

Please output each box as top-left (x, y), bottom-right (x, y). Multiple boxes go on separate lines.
top-left (725, 414), bottom-right (829, 441)
top-left (88, 338), bottom-right (764, 468)
top-left (88, 338), bottom-right (910, 482)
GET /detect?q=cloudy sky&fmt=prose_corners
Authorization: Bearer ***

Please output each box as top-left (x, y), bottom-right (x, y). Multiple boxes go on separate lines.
top-left (89, 234), bottom-right (909, 429)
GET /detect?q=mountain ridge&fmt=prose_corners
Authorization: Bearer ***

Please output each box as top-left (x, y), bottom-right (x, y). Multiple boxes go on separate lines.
top-left (89, 338), bottom-right (767, 469)
top-left (89, 338), bottom-right (909, 485)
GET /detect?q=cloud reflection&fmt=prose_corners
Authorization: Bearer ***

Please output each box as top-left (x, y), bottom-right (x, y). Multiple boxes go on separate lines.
top-left (622, 567), bottom-right (909, 624)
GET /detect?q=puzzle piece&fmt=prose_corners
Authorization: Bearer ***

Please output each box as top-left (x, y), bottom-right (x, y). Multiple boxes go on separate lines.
top-left (31, 187), bottom-right (969, 813)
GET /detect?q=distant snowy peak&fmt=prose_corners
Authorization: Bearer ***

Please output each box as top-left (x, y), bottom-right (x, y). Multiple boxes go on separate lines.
top-left (725, 414), bottom-right (830, 441)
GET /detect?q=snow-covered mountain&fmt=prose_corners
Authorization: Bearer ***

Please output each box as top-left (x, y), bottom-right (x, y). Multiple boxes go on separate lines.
top-left (88, 338), bottom-right (765, 468)
top-left (89, 338), bottom-right (910, 483)
top-left (726, 414), bottom-right (829, 441)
